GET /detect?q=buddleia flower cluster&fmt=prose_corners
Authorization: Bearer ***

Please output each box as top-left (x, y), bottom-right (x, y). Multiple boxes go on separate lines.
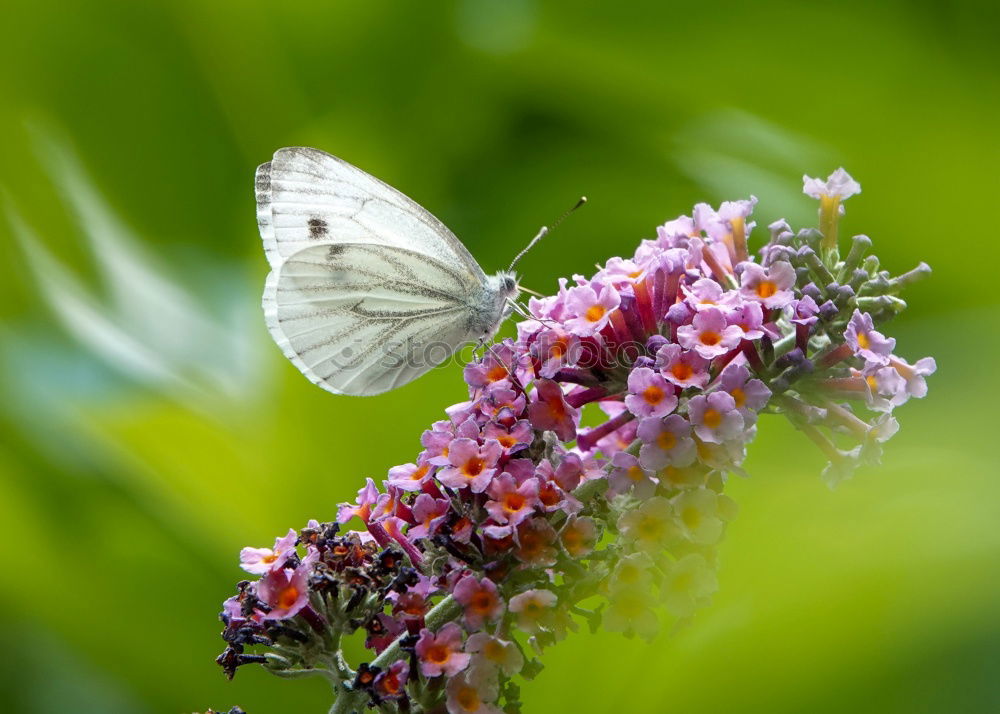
top-left (214, 169), bottom-right (934, 713)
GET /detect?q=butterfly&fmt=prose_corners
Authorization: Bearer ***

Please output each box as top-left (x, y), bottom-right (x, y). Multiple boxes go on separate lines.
top-left (256, 147), bottom-right (528, 396)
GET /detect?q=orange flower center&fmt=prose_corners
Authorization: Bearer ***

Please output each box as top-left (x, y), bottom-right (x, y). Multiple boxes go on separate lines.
top-left (699, 330), bottom-right (721, 346)
top-left (471, 591), bottom-right (495, 613)
top-left (585, 305), bottom-right (606, 322)
top-left (497, 434), bottom-right (517, 448)
top-left (642, 385), bottom-right (664, 404)
top-left (627, 465), bottom-right (644, 482)
top-left (463, 457), bottom-right (485, 477)
top-left (731, 387), bottom-right (746, 408)
top-left (483, 639), bottom-right (506, 661)
top-left (857, 332), bottom-right (870, 349)
top-left (278, 585), bottom-right (299, 610)
top-left (756, 280), bottom-right (778, 298)
top-left (703, 408), bottom-right (722, 429)
top-left (503, 492), bottom-right (526, 512)
top-left (426, 644), bottom-right (450, 664)
top-left (411, 464), bottom-right (429, 481)
top-left (487, 364), bottom-right (508, 382)
top-left (671, 363), bottom-right (693, 381)
top-left (656, 431), bottom-right (677, 451)
top-left (262, 553), bottom-right (278, 564)
top-left (456, 686), bottom-right (480, 711)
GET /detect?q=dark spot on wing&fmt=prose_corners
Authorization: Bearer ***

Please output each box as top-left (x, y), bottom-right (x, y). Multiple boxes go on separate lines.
top-left (308, 217), bottom-right (328, 238)
top-left (326, 244), bottom-right (347, 262)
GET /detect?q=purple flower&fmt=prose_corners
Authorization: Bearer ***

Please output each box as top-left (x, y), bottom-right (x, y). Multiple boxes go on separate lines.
top-left (655, 343), bottom-right (710, 389)
top-left (453, 575), bottom-right (505, 629)
top-left (336, 478), bottom-right (380, 524)
top-left (727, 301), bottom-right (766, 340)
top-left (739, 261), bottom-right (796, 309)
top-left (445, 665), bottom-right (502, 714)
top-left (803, 168), bottom-right (862, 202)
top-left (687, 392), bottom-right (745, 444)
top-left (437, 438), bottom-right (502, 493)
top-left (482, 419), bottom-right (533, 456)
top-left (408, 493), bottom-right (451, 539)
top-left (608, 451), bottom-right (657, 497)
top-left (890, 356), bottom-right (936, 401)
top-left (564, 283), bottom-right (620, 336)
top-left (415, 623), bottom-right (471, 677)
top-left (239, 528), bottom-right (297, 575)
top-left (636, 415), bottom-right (696, 470)
top-left (624, 367), bottom-right (678, 418)
top-left (257, 563), bottom-right (310, 621)
top-left (790, 295), bottom-right (820, 326)
top-left (682, 277), bottom-right (734, 311)
top-left (485, 473), bottom-right (539, 526)
top-left (677, 308), bottom-right (744, 359)
top-left (386, 460), bottom-right (433, 492)
top-left (717, 363), bottom-right (772, 413)
top-left (373, 659), bottom-right (409, 701)
top-left (845, 310), bottom-right (895, 365)
top-left (527, 379), bottom-right (579, 441)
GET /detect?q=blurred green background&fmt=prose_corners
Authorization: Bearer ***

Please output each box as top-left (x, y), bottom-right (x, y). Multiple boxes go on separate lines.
top-left (1, 1), bottom-right (998, 712)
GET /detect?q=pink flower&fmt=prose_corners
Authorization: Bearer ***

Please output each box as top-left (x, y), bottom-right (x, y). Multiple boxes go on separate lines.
top-left (240, 528), bottom-right (297, 575)
top-left (484, 473), bottom-right (539, 526)
top-left (687, 392), bottom-right (745, 444)
top-left (845, 310), bottom-right (895, 365)
top-left (624, 367), bottom-right (678, 418)
top-left (682, 277), bottom-right (734, 311)
top-left (655, 344), bottom-right (710, 389)
top-left (727, 301), bottom-right (766, 340)
top-left (373, 660), bottom-right (409, 701)
top-left (453, 575), bottom-right (505, 629)
top-left (514, 517), bottom-right (558, 566)
top-left (257, 563), bottom-right (310, 621)
top-left (408, 493), bottom-right (451, 539)
top-left (608, 451), bottom-right (656, 497)
top-left (739, 261), bottom-right (796, 309)
top-left (437, 438), bottom-right (502, 493)
top-left (465, 633), bottom-right (524, 676)
top-left (482, 419), bottom-right (533, 456)
top-left (677, 308), bottom-right (744, 359)
top-left (415, 623), bottom-right (471, 677)
top-left (803, 167), bottom-right (862, 202)
top-left (336, 478), bottom-right (380, 524)
top-left (565, 283), bottom-right (620, 336)
top-left (636, 415), bottom-right (696, 470)
top-left (386, 460), bottom-right (433, 492)
top-left (445, 666), bottom-right (502, 714)
top-left (527, 379), bottom-right (579, 441)
top-left (508, 589), bottom-right (558, 634)
top-left (717, 363), bottom-right (772, 414)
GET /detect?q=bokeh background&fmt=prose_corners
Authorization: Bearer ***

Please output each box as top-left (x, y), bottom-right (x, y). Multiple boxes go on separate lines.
top-left (1, 1), bottom-right (998, 712)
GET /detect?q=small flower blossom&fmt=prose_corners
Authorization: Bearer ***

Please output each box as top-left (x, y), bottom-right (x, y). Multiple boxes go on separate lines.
top-left (453, 575), bottom-right (505, 630)
top-left (565, 283), bottom-right (620, 336)
top-left (408, 493), bottom-right (451, 539)
top-left (617, 496), bottom-right (680, 551)
top-left (527, 379), bottom-right (579, 441)
top-left (485, 473), bottom-right (539, 526)
top-left (437, 438), bottom-right (502, 493)
top-left (803, 167), bottom-right (862, 202)
top-left (509, 589), bottom-right (558, 634)
top-left (661, 554), bottom-right (718, 617)
top-left (336, 478), bottom-right (380, 524)
top-left (466, 633), bottom-right (524, 676)
top-left (887, 356), bottom-right (936, 403)
top-left (672, 488), bottom-right (729, 545)
top-left (739, 260), bottom-right (796, 309)
top-left (678, 307), bottom-right (745, 358)
top-left (687, 392), bottom-right (744, 444)
top-left (636, 415), bottom-right (696, 471)
top-left (416, 623), bottom-right (471, 678)
top-left (240, 528), bottom-right (297, 575)
top-left (717, 364), bottom-right (772, 414)
top-left (386, 460), bottom-right (433, 491)
top-left (845, 310), bottom-right (896, 365)
top-left (514, 517), bottom-right (559, 566)
top-left (603, 586), bottom-right (659, 641)
top-left (655, 344), bottom-right (710, 389)
top-left (373, 660), bottom-right (409, 701)
top-left (445, 665), bottom-right (502, 714)
top-left (560, 516), bottom-right (598, 557)
top-left (727, 301), bottom-right (766, 339)
top-left (624, 367), bottom-right (678, 418)
top-left (682, 277), bottom-right (733, 311)
top-left (608, 451), bottom-right (657, 497)
top-left (257, 564), bottom-right (310, 621)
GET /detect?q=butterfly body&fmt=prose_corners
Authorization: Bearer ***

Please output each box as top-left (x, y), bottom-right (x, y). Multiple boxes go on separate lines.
top-left (256, 147), bottom-right (518, 396)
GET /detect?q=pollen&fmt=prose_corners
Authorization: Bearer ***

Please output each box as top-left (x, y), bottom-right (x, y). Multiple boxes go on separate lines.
top-left (426, 644), bottom-right (451, 664)
top-left (857, 331), bottom-right (870, 349)
top-left (756, 281), bottom-right (778, 298)
top-left (627, 465), bottom-right (644, 482)
top-left (503, 492), bottom-right (526, 512)
top-left (585, 305), bottom-right (606, 322)
top-left (730, 387), bottom-right (746, 408)
top-left (487, 365), bottom-right (509, 382)
top-left (703, 408), bottom-right (722, 429)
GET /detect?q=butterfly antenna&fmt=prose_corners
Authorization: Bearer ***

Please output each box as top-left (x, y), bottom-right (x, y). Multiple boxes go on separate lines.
top-left (508, 196), bottom-right (587, 272)
top-left (518, 285), bottom-right (546, 298)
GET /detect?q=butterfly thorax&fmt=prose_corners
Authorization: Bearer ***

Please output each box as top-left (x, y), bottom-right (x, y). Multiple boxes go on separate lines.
top-left (470, 271), bottom-right (520, 341)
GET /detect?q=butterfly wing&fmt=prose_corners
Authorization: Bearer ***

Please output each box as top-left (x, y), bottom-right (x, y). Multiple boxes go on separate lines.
top-left (256, 146), bottom-right (485, 283)
top-left (263, 242), bottom-right (500, 396)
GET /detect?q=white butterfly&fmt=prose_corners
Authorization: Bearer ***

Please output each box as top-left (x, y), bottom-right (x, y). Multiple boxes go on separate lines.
top-left (256, 147), bottom-right (522, 396)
